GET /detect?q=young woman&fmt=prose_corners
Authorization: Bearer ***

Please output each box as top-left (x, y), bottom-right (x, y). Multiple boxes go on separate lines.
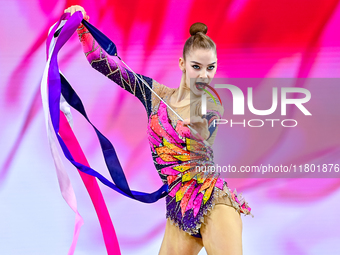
top-left (64, 5), bottom-right (253, 255)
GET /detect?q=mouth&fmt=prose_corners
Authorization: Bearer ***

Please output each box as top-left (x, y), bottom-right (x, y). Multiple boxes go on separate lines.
top-left (195, 82), bottom-right (207, 90)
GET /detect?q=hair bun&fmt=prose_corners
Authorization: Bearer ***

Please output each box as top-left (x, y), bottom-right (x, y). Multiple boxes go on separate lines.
top-left (189, 22), bottom-right (208, 36)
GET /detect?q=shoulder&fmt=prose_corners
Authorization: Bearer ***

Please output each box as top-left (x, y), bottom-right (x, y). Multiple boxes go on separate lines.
top-left (151, 79), bottom-right (173, 98)
top-left (150, 79), bottom-right (175, 110)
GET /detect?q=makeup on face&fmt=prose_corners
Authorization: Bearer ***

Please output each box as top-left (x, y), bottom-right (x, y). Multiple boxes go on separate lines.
top-left (184, 48), bottom-right (217, 96)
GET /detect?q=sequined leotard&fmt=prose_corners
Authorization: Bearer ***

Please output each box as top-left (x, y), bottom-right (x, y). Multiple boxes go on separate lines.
top-left (77, 19), bottom-right (253, 238)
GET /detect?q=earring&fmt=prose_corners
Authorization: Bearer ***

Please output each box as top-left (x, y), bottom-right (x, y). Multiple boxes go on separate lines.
top-left (182, 69), bottom-right (186, 73)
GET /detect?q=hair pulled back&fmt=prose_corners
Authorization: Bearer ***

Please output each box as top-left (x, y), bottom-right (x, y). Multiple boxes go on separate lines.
top-left (183, 22), bottom-right (216, 61)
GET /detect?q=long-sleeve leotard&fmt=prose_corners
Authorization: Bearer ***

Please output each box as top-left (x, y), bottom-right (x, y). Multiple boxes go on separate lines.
top-left (77, 18), bottom-right (154, 117)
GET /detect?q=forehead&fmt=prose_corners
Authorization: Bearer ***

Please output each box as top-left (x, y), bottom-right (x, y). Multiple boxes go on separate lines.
top-left (186, 48), bottom-right (217, 64)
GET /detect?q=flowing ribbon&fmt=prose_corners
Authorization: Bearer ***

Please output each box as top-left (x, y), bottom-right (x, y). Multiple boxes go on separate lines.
top-left (43, 13), bottom-right (121, 255)
top-left (200, 84), bottom-right (223, 106)
top-left (42, 12), bottom-right (168, 254)
top-left (41, 17), bottom-right (84, 255)
top-left (48, 10), bottom-right (167, 203)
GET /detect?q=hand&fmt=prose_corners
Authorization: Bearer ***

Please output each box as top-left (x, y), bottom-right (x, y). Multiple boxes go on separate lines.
top-left (183, 116), bottom-right (210, 141)
top-left (64, 5), bottom-right (88, 19)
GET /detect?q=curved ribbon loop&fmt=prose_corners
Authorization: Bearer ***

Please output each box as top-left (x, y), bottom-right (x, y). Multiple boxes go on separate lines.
top-left (48, 11), bottom-right (168, 203)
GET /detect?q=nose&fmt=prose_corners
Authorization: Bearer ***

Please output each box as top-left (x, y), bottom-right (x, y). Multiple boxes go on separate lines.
top-left (199, 69), bottom-right (208, 79)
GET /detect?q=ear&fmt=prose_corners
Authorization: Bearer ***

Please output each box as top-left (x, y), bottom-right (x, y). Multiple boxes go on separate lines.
top-left (179, 57), bottom-right (185, 72)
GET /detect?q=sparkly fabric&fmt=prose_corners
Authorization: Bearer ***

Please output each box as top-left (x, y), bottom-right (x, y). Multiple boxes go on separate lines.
top-left (77, 17), bottom-right (253, 238)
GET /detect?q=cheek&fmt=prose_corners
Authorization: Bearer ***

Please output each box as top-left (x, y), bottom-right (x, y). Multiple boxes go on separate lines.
top-left (209, 69), bottom-right (217, 77)
top-left (186, 71), bottom-right (199, 87)
top-left (186, 69), bottom-right (198, 79)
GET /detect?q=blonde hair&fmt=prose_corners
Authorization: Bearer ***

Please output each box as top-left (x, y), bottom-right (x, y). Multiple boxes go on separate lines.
top-left (183, 22), bottom-right (217, 61)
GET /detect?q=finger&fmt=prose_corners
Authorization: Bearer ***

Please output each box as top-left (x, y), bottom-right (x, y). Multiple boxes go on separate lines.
top-left (183, 118), bottom-right (190, 125)
top-left (70, 6), bottom-right (75, 15)
top-left (64, 6), bottom-right (85, 17)
top-left (190, 116), bottom-right (204, 124)
top-left (71, 6), bottom-right (79, 15)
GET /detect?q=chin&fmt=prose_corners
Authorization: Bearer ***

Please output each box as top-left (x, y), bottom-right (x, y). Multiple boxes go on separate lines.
top-left (190, 88), bottom-right (203, 97)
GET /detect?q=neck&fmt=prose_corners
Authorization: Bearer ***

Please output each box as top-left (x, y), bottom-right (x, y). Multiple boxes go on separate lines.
top-left (172, 73), bottom-right (200, 106)
top-left (176, 74), bottom-right (190, 102)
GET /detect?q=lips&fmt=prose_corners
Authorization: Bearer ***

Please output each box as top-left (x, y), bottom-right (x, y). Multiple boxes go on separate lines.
top-left (195, 82), bottom-right (207, 90)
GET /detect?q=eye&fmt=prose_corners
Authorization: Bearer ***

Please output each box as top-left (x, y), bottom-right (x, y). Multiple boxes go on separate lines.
top-left (208, 66), bottom-right (215, 70)
top-left (192, 65), bottom-right (200, 70)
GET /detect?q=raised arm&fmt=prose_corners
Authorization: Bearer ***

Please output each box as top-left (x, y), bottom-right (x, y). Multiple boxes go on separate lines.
top-left (76, 16), bottom-right (154, 115)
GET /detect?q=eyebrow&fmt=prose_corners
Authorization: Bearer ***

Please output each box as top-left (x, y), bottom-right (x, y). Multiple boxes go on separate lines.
top-left (190, 61), bottom-right (216, 65)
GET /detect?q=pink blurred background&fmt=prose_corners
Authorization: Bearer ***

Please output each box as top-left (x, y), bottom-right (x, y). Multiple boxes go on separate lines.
top-left (1, 0), bottom-right (340, 254)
